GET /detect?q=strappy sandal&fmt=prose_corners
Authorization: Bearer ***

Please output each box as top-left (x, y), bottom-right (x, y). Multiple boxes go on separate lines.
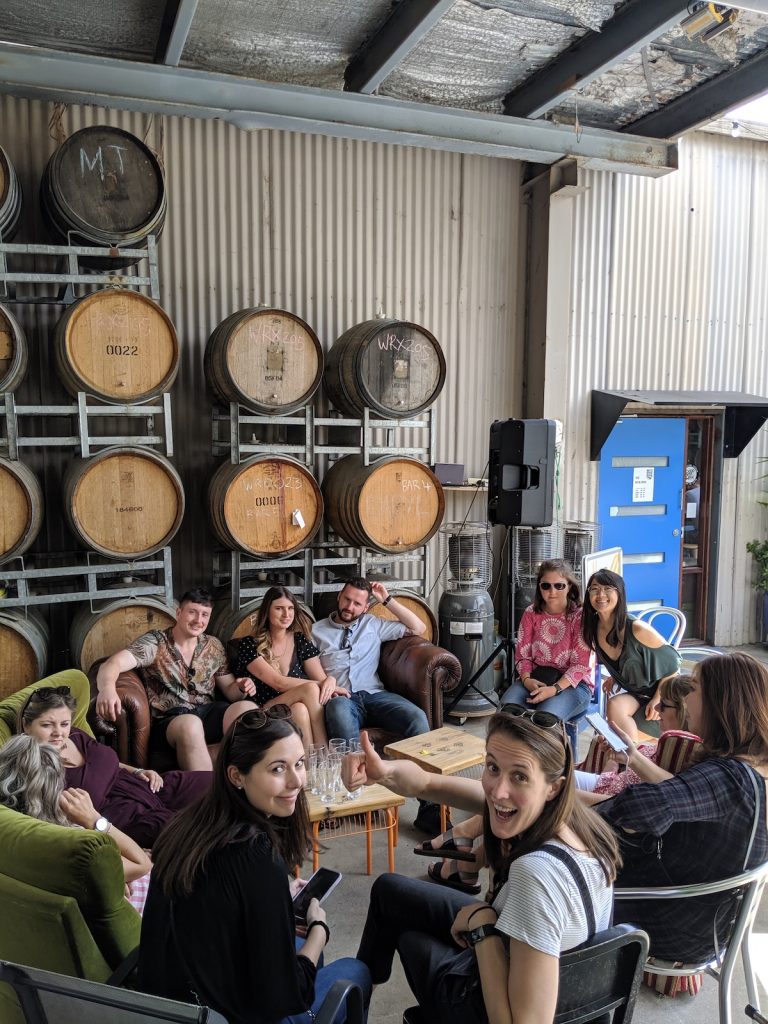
top-left (413, 828), bottom-right (476, 862)
top-left (427, 861), bottom-right (481, 895)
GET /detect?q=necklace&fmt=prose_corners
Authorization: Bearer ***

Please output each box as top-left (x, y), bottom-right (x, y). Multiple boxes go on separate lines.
top-left (271, 634), bottom-right (292, 658)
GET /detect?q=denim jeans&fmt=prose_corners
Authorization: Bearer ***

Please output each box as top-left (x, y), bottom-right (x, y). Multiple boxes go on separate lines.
top-left (284, 943), bottom-right (371, 1023)
top-left (499, 680), bottom-right (592, 722)
top-left (324, 690), bottom-right (429, 743)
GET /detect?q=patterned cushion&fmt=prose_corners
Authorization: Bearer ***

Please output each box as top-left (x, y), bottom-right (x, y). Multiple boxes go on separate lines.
top-left (654, 730), bottom-right (701, 774)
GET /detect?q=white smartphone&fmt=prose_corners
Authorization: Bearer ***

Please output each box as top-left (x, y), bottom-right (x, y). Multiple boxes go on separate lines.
top-left (292, 867), bottom-right (342, 922)
top-left (585, 712), bottom-right (628, 754)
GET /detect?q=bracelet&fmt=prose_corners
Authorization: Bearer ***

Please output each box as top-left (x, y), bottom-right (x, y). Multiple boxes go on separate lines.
top-left (132, 767), bottom-right (144, 775)
top-left (382, 595), bottom-right (393, 606)
top-left (306, 920), bottom-right (331, 943)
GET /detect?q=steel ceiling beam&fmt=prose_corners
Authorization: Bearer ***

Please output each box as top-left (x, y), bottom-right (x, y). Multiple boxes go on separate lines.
top-left (625, 45), bottom-right (768, 138)
top-left (0, 43), bottom-right (676, 175)
top-left (157, 0), bottom-right (200, 66)
top-left (345, 0), bottom-right (454, 94)
top-left (503, 0), bottom-right (689, 119)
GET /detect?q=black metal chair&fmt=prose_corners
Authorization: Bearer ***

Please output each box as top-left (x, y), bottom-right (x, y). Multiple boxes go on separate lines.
top-left (403, 923), bottom-right (649, 1024)
top-left (0, 961), bottom-right (366, 1024)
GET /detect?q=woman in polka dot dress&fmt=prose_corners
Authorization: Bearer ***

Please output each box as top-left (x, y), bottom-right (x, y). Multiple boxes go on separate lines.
top-left (232, 587), bottom-right (346, 751)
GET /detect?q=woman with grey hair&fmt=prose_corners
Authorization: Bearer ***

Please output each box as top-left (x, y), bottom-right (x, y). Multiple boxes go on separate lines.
top-left (0, 734), bottom-right (150, 884)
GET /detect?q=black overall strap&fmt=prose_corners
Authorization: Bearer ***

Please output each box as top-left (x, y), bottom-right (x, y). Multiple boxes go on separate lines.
top-left (539, 843), bottom-right (597, 937)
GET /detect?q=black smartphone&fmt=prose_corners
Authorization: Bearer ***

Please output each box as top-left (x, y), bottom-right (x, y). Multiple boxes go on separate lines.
top-left (293, 867), bottom-right (342, 922)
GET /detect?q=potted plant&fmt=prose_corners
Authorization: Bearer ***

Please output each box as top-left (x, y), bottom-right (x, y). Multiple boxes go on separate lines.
top-left (746, 539), bottom-right (768, 645)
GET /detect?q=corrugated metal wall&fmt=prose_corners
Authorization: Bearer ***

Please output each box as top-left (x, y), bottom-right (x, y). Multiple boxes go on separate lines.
top-left (0, 95), bottom-right (522, 652)
top-left (551, 131), bottom-right (768, 645)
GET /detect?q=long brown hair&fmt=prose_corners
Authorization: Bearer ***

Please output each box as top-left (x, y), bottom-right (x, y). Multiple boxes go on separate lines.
top-left (252, 587), bottom-right (314, 667)
top-left (151, 714), bottom-right (311, 897)
top-left (695, 653), bottom-right (768, 763)
top-left (482, 714), bottom-right (620, 886)
top-left (581, 569), bottom-right (627, 650)
top-left (532, 559), bottom-right (581, 614)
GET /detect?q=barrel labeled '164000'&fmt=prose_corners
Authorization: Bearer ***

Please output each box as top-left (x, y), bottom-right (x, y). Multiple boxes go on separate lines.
top-left (54, 289), bottom-right (179, 403)
top-left (209, 455), bottom-right (323, 558)
top-left (324, 319), bottom-right (446, 418)
top-left (64, 447), bottom-right (185, 559)
top-left (205, 308), bottom-right (323, 415)
top-left (322, 455), bottom-right (444, 553)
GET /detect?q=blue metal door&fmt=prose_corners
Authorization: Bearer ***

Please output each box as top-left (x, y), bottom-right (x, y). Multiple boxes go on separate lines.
top-left (598, 417), bottom-right (686, 611)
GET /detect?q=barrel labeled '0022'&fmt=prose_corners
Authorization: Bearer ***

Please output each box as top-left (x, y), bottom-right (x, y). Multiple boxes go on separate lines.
top-left (208, 455), bottom-right (323, 558)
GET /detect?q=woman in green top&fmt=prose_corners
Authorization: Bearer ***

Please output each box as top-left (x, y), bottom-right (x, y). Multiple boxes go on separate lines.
top-left (582, 569), bottom-right (681, 741)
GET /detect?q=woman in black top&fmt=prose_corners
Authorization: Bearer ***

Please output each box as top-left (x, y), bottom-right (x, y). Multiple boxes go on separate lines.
top-left (232, 587), bottom-right (345, 750)
top-left (137, 705), bottom-right (371, 1023)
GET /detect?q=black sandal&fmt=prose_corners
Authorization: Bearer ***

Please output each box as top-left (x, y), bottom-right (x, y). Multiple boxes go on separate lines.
top-left (427, 862), bottom-right (481, 895)
top-left (413, 828), bottom-right (476, 862)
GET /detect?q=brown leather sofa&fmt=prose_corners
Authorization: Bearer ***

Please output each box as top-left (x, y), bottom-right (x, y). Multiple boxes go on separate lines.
top-left (88, 636), bottom-right (462, 770)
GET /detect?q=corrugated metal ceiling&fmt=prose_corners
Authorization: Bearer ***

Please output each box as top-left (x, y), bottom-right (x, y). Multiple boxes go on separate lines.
top-left (1, 1), bottom-right (767, 139)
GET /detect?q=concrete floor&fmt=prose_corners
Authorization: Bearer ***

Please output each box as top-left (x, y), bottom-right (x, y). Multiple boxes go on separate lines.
top-left (316, 646), bottom-right (768, 1023)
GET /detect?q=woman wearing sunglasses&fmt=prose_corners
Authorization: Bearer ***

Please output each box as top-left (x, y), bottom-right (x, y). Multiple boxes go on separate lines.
top-left (231, 586), bottom-right (345, 751)
top-left (347, 704), bottom-right (620, 1024)
top-left (582, 568), bottom-right (681, 740)
top-left (500, 560), bottom-right (594, 721)
top-left (19, 685), bottom-right (210, 848)
top-left (137, 705), bottom-right (371, 1024)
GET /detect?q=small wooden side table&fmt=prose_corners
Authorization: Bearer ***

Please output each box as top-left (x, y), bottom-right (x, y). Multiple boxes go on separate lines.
top-left (384, 726), bottom-right (486, 832)
top-left (306, 784), bottom-right (405, 874)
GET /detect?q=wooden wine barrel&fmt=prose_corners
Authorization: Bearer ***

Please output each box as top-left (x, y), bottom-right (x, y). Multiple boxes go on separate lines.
top-left (63, 447), bottom-right (185, 559)
top-left (322, 455), bottom-right (445, 553)
top-left (324, 319), bottom-right (446, 418)
top-left (53, 289), bottom-right (179, 403)
top-left (209, 456), bottom-right (323, 558)
top-left (0, 145), bottom-right (22, 242)
top-left (40, 126), bottom-right (166, 269)
top-left (368, 591), bottom-right (437, 642)
top-left (0, 303), bottom-right (28, 394)
top-left (0, 457), bottom-right (43, 564)
top-left (210, 597), bottom-right (315, 644)
top-left (69, 597), bottom-right (177, 672)
top-left (0, 610), bottom-right (49, 698)
top-left (205, 308), bottom-right (323, 415)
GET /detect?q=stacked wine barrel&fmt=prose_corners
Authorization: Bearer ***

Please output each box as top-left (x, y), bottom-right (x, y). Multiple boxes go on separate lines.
top-left (41, 125), bottom-right (166, 269)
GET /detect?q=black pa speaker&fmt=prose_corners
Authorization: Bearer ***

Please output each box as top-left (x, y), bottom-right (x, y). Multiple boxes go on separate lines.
top-left (488, 419), bottom-right (556, 527)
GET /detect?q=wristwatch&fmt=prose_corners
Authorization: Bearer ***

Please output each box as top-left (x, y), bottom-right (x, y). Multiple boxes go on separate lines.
top-left (93, 816), bottom-right (112, 833)
top-left (382, 595), bottom-right (393, 606)
top-left (465, 923), bottom-right (498, 947)
top-left (552, 681), bottom-right (563, 695)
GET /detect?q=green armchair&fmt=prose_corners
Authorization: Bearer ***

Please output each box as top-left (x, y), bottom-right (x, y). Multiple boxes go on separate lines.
top-left (0, 670), bottom-right (140, 1024)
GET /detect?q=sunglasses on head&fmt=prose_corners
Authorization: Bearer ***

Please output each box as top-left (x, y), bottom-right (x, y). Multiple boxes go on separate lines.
top-left (498, 703), bottom-right (571, 760)
top-left (20, 685), bottom-right (72, 720)
top-left (231, 704), bottom-right (293, 740)
top-left (540, 581), bottom-right (567, 591)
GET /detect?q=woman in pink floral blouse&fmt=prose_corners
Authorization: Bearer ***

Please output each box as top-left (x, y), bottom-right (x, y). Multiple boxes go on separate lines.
top-left (499, 559), bottom-right (594, 722)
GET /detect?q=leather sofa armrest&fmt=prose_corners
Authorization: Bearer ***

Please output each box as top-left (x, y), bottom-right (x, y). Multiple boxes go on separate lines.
top-left (87, 662), bottom-right (152, 769)
top-left (379, 636), bottom-right (462, 730)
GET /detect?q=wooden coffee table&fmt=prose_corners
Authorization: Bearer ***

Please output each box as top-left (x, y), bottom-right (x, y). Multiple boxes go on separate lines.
top-left (306, 784), bottom-right (405, 874)
top-left (384, 726), bottom-right (486, 832)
